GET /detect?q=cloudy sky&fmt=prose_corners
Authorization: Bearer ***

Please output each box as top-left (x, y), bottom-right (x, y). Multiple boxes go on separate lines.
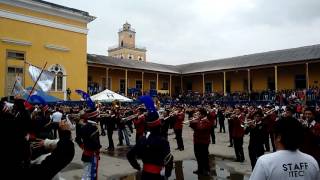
top-left (48, 0), bottom-right (320, 65)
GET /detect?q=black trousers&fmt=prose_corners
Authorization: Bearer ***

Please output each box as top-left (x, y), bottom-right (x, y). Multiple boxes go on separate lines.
top-left (174, 129), bottom-right (184, 149)
top-left (248, 144), bottom-right (264, 169)
top-left (210, 126), bottom-right (215, 144)
top-left (233, 137), bottom-right (244, 161)
top-left (228, 129), bottom-right (233, 146)
top-left (219, 120), bottom-right (225, 133)
top-left (141, 171), bottom-right (164, 180)
top-left (100, 119), bottom-right (106, 136)
top-left (265, 132), bottom-right (276, 152)
top-left (194, 144), bottom-right (210, 172)
top-left (52, 122), bottom-right (59, 139)
top-left (107, 128), bottom-right (114, 149)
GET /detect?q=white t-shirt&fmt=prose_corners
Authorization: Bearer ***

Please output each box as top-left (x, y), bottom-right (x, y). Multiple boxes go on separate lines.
top-left (250, 150), bottom-right (319, 180)
top-left (51, 111), bottom-right (63, 123)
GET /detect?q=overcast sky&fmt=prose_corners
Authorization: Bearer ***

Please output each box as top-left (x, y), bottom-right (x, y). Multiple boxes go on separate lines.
top-left (48, 0), bottom-right (320, 65)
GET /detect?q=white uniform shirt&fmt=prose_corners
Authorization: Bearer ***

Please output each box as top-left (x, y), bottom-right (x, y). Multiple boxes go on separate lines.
top-left (250, 150), bottom-right (319, 180)
top-left (51, 111), bottom-right (63, 123)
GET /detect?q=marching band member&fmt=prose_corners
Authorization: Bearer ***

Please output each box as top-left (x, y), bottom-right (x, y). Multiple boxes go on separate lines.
top-left (190, 108), bottom-right (213, 176)
top-left (133, 107), bottom-right (146, 143)
top-left (231, 107), bottom-right (245, 162)
top-left (208, 107), bottom-right (217, 144)
top-left (127, 96), bottom-right (173, 180)
top-left (173, 106), bottom-right (185, 151)
top-left (75, 109), bottom-right (101, 180)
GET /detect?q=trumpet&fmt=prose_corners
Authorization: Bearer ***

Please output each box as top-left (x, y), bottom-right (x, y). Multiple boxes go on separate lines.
top-left (241, 119), bottom-right (256, 128)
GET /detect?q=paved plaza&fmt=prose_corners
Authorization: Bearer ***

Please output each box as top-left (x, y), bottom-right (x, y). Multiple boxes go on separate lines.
top-left (61, 122), bottom-right (253, 180)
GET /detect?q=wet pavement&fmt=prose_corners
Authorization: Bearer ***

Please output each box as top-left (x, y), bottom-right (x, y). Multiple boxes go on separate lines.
top-left (109, 155), bottom-right (250, 180)
top-left (61, 124), bottom-right (253, 180)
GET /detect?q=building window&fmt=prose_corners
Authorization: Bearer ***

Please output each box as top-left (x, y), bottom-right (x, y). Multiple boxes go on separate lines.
top-left (121, 41), bottom-right (124, 47)
top-left (108, 77), bottom-right (112, 90)
top-left (7, 50), bottom-right (25, 60)
top-left (243, 79), bottom-right (248, 92)
top-left (186, 82), bottom-right (192, 91)
top-left (102, 77), bottom-right (106, 90)
top-left (120, 79), bottom-right (125, 93)
top-left (128, 54), bottom-right (132, 59)
top-left (6, 67), bottom-right (24, 95)
top-left (150, 80), bottom-right (156, 90)
top-left (205, 82), bottom-right (212, 93)
top-left (267, 77), bottom-right (275, 90)
top-left (295, 74), bottom-right (306, 89)
top-left (136, 80), bottom-right (142, 89)
top-left (226, 80), bottom-right (231, 93)
top-left (49, 64), bottom-right (66, 92)
top-left (162, 81), bottom-right (169, 90)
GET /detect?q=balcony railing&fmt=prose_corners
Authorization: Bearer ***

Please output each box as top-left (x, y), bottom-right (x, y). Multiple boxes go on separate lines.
top-left (108, 44), bottom-right (146, 51)
top-left (119, 27), bottom-right (135, 32)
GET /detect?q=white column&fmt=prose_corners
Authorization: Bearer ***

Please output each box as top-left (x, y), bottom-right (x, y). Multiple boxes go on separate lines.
top-left (106, 67), bottom-right (109, 89)
top-left (202, 73), bottom-right (205, 94)
top-left (275, 66), bottom-right (278, 92)
top-left (169, 74), bottom-right (172, 96)
top-left (156, 73), bottom-right (159, 91)
top-left (125, 69), bottom-right (128, 96)
top-left (141, 72), bottom-right (144, 94)
top-left (223, 71), bottom-right (226, 96)
top-left (306, 63), bottom-right (309, 89)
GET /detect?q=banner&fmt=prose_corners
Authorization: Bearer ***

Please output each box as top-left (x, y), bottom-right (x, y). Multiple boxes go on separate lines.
top-left (28, 65), bottom-right (55, 92)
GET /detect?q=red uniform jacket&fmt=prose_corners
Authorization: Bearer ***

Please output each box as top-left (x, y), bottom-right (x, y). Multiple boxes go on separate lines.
top-left (174, 112), bottom-right (184, 130)
top-left (190, 117), bottom-right (213, 144)
top-left (231, 115), bottom-right (245, 139)
top-left (300, 121), bottom-right (320, 164)
top-left (133, 114), bottom-right (145, 135)
top-left (264, 113), bottom-right (277, 133)
top-left (208, 111), bottom-right (217, 127)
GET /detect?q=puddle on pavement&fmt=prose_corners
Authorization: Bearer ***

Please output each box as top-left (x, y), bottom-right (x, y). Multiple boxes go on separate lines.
top-left (101, 146), bottom-right (132, 159)
top-left (108, 155), bottom-right (250, 180)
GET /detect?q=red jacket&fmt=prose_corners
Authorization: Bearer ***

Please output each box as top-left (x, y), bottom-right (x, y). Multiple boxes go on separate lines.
top-left (174, 112), bottom-right (184, 130)
top-left (231, 115), bottom-right (245, 138)
top-left (133, 114), bottom-right (145, 135)
top-left (190, 117), bottom-right (212, 144)
top-left (208, 111), bottom-right (217, 127)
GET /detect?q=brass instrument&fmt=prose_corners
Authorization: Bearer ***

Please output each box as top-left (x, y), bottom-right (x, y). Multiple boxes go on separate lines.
top-left (241, 119), bottom-right (256, 128)
top-left (112, 100), bottom-right (121, 109)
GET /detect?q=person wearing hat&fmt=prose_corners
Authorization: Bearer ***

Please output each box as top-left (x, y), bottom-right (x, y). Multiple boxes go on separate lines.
top-left (75, 109), bottom-right (101, 180)
top-left (127, 96), bottom-right (173, 180)
top-left (190, 108), bottom-right (213, 176)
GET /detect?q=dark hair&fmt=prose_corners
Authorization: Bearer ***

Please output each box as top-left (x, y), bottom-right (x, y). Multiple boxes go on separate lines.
top-left (199, 108), bottom-right (207, 116)
top-left (274, 118), bottom-right (303, 151)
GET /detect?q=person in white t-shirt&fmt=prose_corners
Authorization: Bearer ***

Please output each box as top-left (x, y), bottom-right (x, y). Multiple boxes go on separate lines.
top-left (51, 108), bottom-right (63, 139)
top-left (250, 118), bottom-right (320, 180)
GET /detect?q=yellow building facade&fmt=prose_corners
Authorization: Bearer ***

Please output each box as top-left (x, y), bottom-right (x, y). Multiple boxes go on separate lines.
top-left (0, 0), bottom-right (95, 100)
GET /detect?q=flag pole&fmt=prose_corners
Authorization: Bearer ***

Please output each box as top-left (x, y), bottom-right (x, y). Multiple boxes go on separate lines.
top-left (27, 61), bottom-right (48, 101)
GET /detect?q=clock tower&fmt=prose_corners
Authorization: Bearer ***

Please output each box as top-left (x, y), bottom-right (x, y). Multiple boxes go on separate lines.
top-left (108, 22), bottom-right (147, 61)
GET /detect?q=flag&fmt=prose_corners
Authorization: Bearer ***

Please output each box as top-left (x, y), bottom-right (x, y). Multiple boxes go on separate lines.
top-left (28, 65), bottom-right (55, 92)
top-left (13, 76), bottom-right (27, 96)
top-left (75, 89), bottom-right (95, 109)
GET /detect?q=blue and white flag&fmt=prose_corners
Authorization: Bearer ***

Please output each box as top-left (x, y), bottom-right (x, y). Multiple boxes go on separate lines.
top-left (75, 89), bottom-right (95, 110)
top-left (28, 65), bottom-right (55, 92)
